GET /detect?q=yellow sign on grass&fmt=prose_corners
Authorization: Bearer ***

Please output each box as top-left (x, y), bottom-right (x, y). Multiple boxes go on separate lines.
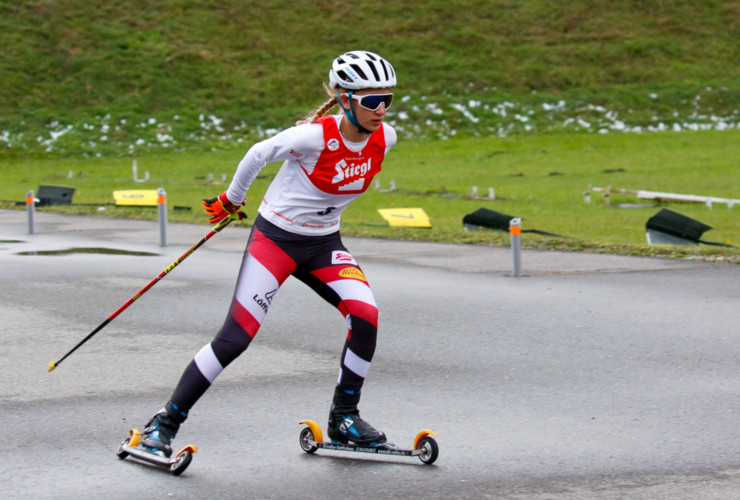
top-left (113, 190), bottom-right (159, 206)
top-left (377, 208), bottom-right (432, 228)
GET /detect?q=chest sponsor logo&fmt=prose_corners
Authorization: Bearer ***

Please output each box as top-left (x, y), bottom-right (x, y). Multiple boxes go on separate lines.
top-left (327, 138), bottom-right (340, 151)
top-left (332, 158), bottom-right (372, 191)
top-left (339, 267), bottom-right (367, 282)
top-left (332, 251), bottom-right (357, 266)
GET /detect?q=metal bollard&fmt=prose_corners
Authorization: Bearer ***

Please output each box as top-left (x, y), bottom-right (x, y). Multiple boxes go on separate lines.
top-left (509, 217), bottom-right (522, 277)
top-left (157, 187), bottom-right (167, 247)
top-left (26, 190), bottom-right (35, 234)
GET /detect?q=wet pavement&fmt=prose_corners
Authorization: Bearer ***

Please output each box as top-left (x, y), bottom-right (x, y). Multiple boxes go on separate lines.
top-left (1, 209), bottom-right (739, 499)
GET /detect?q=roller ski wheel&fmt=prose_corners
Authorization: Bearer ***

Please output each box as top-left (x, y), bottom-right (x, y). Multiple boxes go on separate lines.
top-left (117, 429), bottom-right (198, 476)
top-left (299, 420), bottom-right (439, 465)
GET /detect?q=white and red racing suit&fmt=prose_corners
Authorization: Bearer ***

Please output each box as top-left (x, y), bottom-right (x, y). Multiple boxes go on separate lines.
top-left (228, 114), bottom-right (396, 235)
top-left (169, 115), bottom-right (397, 412)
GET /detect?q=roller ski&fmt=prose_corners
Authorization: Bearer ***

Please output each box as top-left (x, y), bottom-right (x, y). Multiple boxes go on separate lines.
top-left (298, 388), bottom-right (439, 465)
top-left (117, 429), bottom-right (197, 475)
top-left (299, 420), bottom-right (439, 464)
top-left (116, 406), bottom-right (196, 475)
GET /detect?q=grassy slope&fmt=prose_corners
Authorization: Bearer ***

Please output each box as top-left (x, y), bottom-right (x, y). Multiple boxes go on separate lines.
top-left (1, 0), bottom-right (738, 129)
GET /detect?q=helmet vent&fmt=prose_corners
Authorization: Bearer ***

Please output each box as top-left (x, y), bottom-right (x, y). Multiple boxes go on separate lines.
top-left (366, 62), bottom-right (381, 81)
top-left (350, 64), bottom-right (368, 80)
top-left (379, 60), bottom-right (389, 81)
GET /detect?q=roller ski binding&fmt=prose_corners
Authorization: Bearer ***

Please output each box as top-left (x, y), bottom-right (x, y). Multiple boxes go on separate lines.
top-left (299, 388), bottom-right (438, 465)
top-left (117, 406), bottom-right (196, 475)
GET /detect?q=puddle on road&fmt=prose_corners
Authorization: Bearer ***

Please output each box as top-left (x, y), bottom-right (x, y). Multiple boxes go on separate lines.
top-left (17, 247), bottom-right (158, 256)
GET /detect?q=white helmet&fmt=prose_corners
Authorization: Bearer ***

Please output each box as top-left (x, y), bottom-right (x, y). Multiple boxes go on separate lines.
top-left (329, 51), bottom-right (396, 90)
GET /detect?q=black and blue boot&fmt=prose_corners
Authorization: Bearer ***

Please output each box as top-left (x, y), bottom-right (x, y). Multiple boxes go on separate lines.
top-left (140, 401), bottom-right (187, 457)
top-left (327, 388), bottom-right (387, 446)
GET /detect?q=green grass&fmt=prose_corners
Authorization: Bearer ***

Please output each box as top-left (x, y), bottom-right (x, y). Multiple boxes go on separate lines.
top-left (2, 130), bottom-right (738, 263)
top-left (1, 1), bottom-right (739, 156)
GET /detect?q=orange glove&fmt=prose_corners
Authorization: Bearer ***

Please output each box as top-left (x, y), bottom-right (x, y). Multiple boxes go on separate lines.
top-left (202, 192), bottom-right (247, 224)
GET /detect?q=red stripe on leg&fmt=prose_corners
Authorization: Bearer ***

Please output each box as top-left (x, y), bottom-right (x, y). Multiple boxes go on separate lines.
top-left (248, 227), bottom-right (298, 277)
top-left (342, 299), bottom-right (378, 328)
top-left (231, 300), bottom-right (260, 339)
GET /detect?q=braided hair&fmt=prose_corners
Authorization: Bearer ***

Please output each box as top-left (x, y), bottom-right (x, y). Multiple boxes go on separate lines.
top-left (300, 83), bottom-right (339, 124)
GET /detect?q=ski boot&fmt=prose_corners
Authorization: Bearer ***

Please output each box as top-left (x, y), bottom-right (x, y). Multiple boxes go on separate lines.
top-left (140, 402), bottom-right (187, 457)
top-left (327, 388), bottom-right (387, 446)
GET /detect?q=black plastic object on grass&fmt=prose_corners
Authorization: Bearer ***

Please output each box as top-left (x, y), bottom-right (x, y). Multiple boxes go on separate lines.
top-left (462, 208), bottom-right (566, 238)
top-left (646, 208), bottom-right (732, 247)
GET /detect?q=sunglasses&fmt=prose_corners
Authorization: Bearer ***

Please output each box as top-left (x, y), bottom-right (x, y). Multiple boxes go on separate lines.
top-left (349, 93), bottom-right (394, 111)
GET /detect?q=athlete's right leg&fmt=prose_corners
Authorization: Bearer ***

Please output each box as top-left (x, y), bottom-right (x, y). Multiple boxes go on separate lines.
top-left (141, 217), bottom-right (297, 455)
top-left (291, 244), bottom-right (384, 445)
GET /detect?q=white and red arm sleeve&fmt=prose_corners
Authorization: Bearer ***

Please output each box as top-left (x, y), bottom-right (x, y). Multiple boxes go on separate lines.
top-left (225, 123), bottom-right (324, 205)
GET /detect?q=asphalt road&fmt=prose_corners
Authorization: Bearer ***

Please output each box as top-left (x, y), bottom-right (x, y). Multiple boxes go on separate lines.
top-left (1, 210), bottom-right (739, 499)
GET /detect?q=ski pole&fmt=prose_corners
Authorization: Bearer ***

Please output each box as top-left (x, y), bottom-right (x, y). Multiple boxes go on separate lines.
top-left (48, 214), bottom-right (239, 372)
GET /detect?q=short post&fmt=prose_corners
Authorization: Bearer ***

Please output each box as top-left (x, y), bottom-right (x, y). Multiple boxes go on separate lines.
top-left (509, 217), bottom-right (522, 277)
top-left (157, 187), bottom-right (167, 247)
top-left (133, 159), bottom-right (149, 183)
top-left (26, 190), bottom-right (35, 234)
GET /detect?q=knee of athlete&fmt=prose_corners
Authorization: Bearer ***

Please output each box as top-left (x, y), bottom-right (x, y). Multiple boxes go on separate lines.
top-left (344, 301), bottom-right (378, 330)
top-left (347, 314), bottom-right (378, 348)
top-left (211, 329), bottom-right (252, 366)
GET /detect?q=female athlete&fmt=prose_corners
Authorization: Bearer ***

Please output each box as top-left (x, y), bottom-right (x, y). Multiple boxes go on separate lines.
top-left (139, 50), bottom-right (398, 457)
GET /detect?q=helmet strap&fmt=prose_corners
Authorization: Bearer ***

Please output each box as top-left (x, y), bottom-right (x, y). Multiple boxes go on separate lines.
top-left (338, 90), bottom-right (372, 135)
